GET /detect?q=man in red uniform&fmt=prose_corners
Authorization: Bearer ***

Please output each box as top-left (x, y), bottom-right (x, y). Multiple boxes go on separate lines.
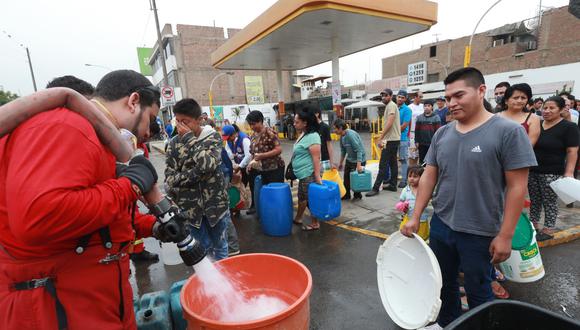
top-left (0, 70), bottom-right (162, 329)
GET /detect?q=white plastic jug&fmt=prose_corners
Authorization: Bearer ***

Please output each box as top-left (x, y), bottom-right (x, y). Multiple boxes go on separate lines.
top-left (161, 242), bottom-right (183, 266)
top-left (550, 177), bottom-right (580, 204)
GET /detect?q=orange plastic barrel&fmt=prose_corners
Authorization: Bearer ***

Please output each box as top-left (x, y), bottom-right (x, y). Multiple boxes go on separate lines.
top-left (181, 253), bottom-right (313, 330)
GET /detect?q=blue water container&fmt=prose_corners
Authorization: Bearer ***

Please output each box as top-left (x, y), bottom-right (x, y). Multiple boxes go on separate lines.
top-left (350, 169), bottom-right (372, 192)
top-left (308, 180), bottom-right (341, 221)
top-left (259, 183), bottom-right (293, 236)
top-left (135, 290), bottom-right (172, 330)
top-left (169, 280), bottom-right (187, 330)
top-left (254, 175), bottom-right (263, 219)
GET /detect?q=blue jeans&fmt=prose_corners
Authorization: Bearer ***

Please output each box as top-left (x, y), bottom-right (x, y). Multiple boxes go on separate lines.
top-left (429, 213), bottom-right (494, 327)
top-left (189, 212), bottom-right (230, 261)
top-left (399, 140), bottom-right (410, 184)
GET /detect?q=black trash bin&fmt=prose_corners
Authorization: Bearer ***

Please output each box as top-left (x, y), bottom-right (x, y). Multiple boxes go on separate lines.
top-left (446, 300), bottom-right (580, 330)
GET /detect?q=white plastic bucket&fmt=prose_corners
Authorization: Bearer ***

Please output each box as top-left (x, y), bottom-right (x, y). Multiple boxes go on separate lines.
top-left (161, 242), bottom-right (183, 266)
top-left (499, 218), bottom-right (544, 283)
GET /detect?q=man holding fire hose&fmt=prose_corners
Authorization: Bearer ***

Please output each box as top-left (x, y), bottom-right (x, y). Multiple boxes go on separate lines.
top-left (0, 70), bottom-right (203, 329)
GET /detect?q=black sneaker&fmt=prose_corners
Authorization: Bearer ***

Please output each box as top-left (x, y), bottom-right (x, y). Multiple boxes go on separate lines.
top-left (383, 185), bottom-right (397, 192)
top-left (130, 250), bottom-right (159, 262)
top-left (341, 195), bottom-right (351, 201)
top-left (566, 203), bottom-right (574, 208)
top-left (398, 182), bottom-right (407, 188)
top-left (366, 190), bottom-right (380, 197)
top-left (353, 194), bottom-right (363, 200)
top-left (228, 249), bottom-right (241, 257)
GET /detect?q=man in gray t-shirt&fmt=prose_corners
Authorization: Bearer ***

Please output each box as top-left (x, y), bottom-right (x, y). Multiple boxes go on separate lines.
top-left (401, 68), bottom-right (536, 328)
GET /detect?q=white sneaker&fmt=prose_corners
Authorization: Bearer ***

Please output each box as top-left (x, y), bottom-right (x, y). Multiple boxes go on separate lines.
top-left (419, 323), bottom-right (442, 330)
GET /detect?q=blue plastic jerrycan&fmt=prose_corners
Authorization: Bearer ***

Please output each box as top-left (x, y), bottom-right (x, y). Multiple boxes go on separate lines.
top-left (308, 180), bottom-right (341, 221)
top-left (135, 290), bottom-right (171, 330)
top-left (259, 183), bottom-right (293, 236)
top-left (254, 175), bottom-right (263, 219)
top-left (350, 169), bottom-right (372, 192)
top-left (169, 280), bottom-right (187, 330)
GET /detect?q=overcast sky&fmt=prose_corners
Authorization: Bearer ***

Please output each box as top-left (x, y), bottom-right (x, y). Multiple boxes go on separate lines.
top-left (1, 0), bottom-right (569, 96)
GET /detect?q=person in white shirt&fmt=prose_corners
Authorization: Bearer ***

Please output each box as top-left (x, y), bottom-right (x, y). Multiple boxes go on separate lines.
top-left (408, 92), bottom-right (424, 166)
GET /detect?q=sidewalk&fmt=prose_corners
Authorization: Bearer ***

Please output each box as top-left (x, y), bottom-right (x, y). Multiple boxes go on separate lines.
top-left (149, 138), bottom-right (580, 248)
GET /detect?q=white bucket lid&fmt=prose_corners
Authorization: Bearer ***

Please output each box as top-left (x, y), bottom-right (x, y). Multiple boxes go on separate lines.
top-left (376, 232), bottom-right (442, 329)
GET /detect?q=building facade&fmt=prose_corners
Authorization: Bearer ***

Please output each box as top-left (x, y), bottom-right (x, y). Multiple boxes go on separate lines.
top-left (148, 24), bottom-right (296, 109)
top-left (379, 6), bottom-right (580, 95)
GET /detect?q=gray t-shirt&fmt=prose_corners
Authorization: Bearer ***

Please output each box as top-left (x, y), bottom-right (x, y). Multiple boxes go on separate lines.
top-left (425, 115), bottom-right (537, 237)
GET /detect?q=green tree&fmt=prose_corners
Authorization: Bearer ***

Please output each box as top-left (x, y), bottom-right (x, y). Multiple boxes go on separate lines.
top-left (0, 90), bottom-right (19, 106)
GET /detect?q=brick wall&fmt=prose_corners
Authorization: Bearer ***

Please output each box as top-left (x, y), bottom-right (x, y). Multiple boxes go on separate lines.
top-left (381, 6), bottom-right (580, 82)
top-left (174, 24), bottom-right (294, 106)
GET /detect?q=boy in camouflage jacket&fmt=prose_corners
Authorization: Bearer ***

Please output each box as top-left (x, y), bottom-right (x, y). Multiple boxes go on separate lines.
top-left (165, 98), bottom-right (230, 260)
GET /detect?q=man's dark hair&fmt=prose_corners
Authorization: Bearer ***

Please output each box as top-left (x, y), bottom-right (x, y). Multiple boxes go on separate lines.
top-left (494, 81), bottom-right (511, 90)
top-left (295, 109), bottom-right (320, 134)
top-left (443, 67), bottom-right (485, 88)
top-left (173, 98), bottom-right (202, 119)
top-left (333, 119), bottom-right (348, 130)
top-left (500, 83), bottom-right (533, 111)
top-left (232, 123), bottom-right (241, 133)
top-left (545, 95), bottom-right (565, 109)
top-left (46, 75), bottom-right (95, 97)
top-left (533, 97), bottom-right (544, 103)
top-left (423, 99), bottom-right (434, 106)
top-left (246, 110), bottom-right (264, 124)
top-left (94, 70), bottom-right (160, 107)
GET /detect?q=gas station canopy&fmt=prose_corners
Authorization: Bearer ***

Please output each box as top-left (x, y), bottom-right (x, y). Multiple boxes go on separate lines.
top-left (211, 0), bottom-right (438, 71)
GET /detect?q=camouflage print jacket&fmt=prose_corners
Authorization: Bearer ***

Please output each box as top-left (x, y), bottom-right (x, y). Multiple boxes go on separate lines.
top-left (165, 126), bottom-right (229, 228)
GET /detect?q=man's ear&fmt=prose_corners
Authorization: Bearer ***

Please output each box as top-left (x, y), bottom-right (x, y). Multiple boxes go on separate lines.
top-left (479, 84), bottom-right (487, 99)
top-left (127, 92), bottom-right (141, 113)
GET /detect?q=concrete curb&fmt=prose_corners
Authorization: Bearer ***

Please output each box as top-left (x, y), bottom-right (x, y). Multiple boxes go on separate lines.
top-left (289, 184), bottom-right (580, 248)
top-left (537, 225), bottom-right (580, 248)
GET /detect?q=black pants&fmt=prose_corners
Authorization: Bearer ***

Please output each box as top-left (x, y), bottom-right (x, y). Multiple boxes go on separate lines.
top-left (418, 144), bottom-right (430, 165)
top-left (240, 168), bottom-right (250, 186)
top-left (248, 167), bottom-right (285, 208)
top-left (344, 160), bottom-right (366, 198)
top-left (372, 141), bottom-right (399, 191)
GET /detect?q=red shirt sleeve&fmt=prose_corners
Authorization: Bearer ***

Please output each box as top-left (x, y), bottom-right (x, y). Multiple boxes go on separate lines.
top-left (5, 117), bottom-right (138, 246)
top-left (134, 212), bottom-right (156, 239)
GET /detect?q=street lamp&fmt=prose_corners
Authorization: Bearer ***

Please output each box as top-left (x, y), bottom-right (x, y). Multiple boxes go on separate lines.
top-left (432, 58), bottom-right (449, 78)
top-left (1, 30), bottom-right (37, 92)
top-left (464, 0), bottom-right (503, 67)
top-left (208, 71), bottom-right (234, 119)
top-left (84, 63), bottom-right (113, 71)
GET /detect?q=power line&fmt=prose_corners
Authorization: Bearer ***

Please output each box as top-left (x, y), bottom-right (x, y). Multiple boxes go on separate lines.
top-left (140, 11), bottom-right (153, 47)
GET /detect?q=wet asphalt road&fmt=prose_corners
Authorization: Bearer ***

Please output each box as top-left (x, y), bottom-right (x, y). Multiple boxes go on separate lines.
top-left (132, 212), bottom-right (579, 329)
top-left (133, 136), bottom-right (579, 329)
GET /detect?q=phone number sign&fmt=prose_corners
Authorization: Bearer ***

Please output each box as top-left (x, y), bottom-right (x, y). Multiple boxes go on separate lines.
top-left (407, 61), bottom-right (427, 85)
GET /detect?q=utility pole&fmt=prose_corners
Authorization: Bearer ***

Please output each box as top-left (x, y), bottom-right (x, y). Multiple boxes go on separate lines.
top-left (25, 47), bottom-right (37, 92)
top-left (151, 0), bottom-right (168, 87)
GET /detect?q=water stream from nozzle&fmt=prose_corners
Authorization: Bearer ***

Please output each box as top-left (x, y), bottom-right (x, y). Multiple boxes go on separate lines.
top-left (191, 257), bottom-right (289, 322)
